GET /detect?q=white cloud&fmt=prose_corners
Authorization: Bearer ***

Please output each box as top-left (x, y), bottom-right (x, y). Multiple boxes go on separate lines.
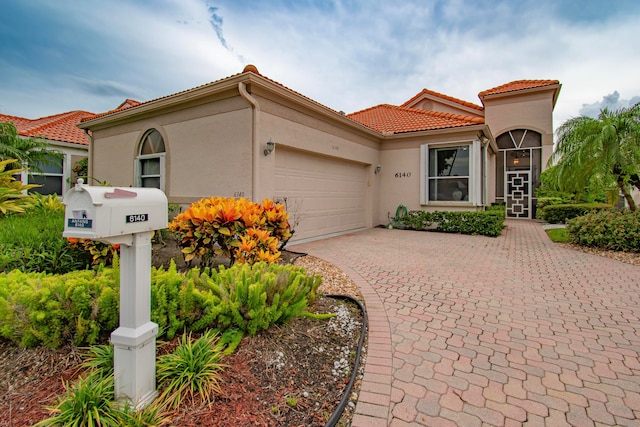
top-left (2, 0), bottom-right (640, 132)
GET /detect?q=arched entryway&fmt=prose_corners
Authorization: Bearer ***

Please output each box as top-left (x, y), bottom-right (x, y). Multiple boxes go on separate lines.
top-left (495, 129), bottom-right (542, 219)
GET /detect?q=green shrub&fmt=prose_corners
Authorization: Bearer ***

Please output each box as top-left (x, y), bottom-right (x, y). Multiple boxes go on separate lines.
top-left (0, 159), bottom-right (39, 215)
top-left (567, 210), bottom-right (640, 252)
top-left (186, 261), bottom-right (322, 336)
top-left (538, 203), bottom-right (614, 224)
top-left (156, 330), bottom-right (226, 409)
top-left (0, 209), bottom-right (92, 274)
top-left (34, 372), bottom-right (121, 427)
top-left (0, 260), bottom-right (322, 347)
top-left (0, 267), bottom-right (118, 347)
top-left (396, 209), bottom-right (505, 237)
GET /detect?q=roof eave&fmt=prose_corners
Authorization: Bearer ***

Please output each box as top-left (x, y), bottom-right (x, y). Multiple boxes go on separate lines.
top-left (479, 83), bottom-right (562, 108)
top-left (78, 72), bottom-right (383, 139)
top-left (382, 123), bottom-right (490, 140)
top-left (78, 74), bottom-right (250, 130)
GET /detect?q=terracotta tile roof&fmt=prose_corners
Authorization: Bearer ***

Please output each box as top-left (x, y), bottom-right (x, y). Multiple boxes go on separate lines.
top-left (478, 80), bottom-right (560, 97)
top-left (0, 110), bottom-right (95, 145)
top-left (347, 104), bottom-right (484, 134)
top-left (116, 99), bottom-right (142, 110)
top-left (402, 88), bottom-right (484, 111)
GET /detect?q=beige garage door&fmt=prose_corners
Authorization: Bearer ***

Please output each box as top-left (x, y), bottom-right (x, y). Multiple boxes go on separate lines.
top-left (275, 148), bottom-right (367, 242)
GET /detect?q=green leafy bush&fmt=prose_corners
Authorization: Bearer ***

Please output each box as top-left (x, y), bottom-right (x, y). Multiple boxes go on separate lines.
top-left (36, 352), bottom-right (169, 427)
top-left (156, 330), bottom-right (226, 409)
top-left (34, 372), bottom-right (121, 427)
top-left (538, 203), bottom-right (614, 224)
top-left (0, 267), bottom-right (119, 347)
top-left (567, 210), bottom-right (640, 252)
top-left (0, 260), bottom-right (322, 347)
top-left (0, 159), bottom-right (39, 215)
top-left (395, 208), bottom-right (505, 237)
top-left (0, 209), bottom-right (92, 273)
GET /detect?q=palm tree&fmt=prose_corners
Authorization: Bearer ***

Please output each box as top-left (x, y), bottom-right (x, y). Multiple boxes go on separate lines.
top-left (548, 103), bottom-right (640, 211)
top-left (0, 122), bottom-right (61, 173)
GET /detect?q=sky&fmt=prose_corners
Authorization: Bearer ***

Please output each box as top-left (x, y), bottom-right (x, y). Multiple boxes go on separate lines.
top-left (1, 0), bottom-right (639, 131)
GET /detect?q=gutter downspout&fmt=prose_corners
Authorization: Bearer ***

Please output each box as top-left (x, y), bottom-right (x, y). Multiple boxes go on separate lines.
top-left (238, 81), bottom-right (260, 201)
top-left (83, 129), bottom-right (93, 185)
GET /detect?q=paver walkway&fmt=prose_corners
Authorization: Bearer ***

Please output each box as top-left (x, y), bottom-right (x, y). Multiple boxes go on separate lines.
top-left (292, 220), bottom-right (640, 426)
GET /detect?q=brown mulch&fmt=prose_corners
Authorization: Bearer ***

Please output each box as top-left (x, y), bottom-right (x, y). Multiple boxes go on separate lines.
top-left (556, 242), bottom-right (640, 266)
top-left (0, 247), bottom-right (365, 427)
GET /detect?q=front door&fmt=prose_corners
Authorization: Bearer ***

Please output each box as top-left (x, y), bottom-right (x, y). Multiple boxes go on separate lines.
top-left (506, 171), bottom-right (531, 219)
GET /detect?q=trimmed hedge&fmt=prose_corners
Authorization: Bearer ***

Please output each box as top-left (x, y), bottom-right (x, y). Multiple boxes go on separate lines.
top-left (538, 203), bottom-right (614, 224)
top-left (567, 210), bottom-right (640, 253)
top-left (394, 208), bottom-right (505, 237)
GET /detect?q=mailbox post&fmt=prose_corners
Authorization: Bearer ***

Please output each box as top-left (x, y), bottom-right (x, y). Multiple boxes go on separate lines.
top-left (63, 180), bottom-right (168, 409)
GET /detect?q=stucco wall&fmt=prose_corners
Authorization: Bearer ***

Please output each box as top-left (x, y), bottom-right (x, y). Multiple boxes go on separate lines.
top-left (90, 97), bottom-right (252, 203)
top-left (483, 89), bottom-right (556, 169)
top-left (255, 94), bottom-right (381, 228)
top-left (377, 130), bottom-right (490, 226)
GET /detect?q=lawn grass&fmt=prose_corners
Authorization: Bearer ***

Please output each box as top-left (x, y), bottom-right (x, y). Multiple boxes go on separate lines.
top-left (545, 227), bottom-right (570, 243)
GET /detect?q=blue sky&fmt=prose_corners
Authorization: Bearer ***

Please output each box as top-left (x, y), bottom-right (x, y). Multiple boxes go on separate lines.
top-left (1, 0), bottom-right (639, 130)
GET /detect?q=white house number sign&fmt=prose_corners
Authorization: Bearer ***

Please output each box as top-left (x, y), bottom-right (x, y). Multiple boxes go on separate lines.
top-left (126, 214), bottom-right (149, 223)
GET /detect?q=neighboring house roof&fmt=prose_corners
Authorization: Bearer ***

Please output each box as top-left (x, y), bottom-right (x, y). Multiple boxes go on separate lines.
top-left (347, 104), bottom-right (484, 134)
top-left (116, 99), bottom-right (142, 110)
top-left (0, 110), bottom-right (95, 145)
top-left (478, 80), bottom-right (560, 97)
top-left (401, 88), bottom-right (484, 112)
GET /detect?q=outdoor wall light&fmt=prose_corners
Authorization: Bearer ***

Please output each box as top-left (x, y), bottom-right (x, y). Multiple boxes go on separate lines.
top-left (264, 139), bottom-right (275, 156)
top-left (374, 165), bottom-right (382, 174)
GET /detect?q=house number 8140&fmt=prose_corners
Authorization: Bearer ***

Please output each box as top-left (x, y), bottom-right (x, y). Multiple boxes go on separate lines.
top-left (394, 172), bottom-right (412, 178)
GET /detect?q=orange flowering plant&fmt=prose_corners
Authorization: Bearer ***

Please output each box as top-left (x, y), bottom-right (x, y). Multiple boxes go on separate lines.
top-left (169, 197), bottom-right (292, 267)
top-left (66, 237), bottom-right (120, 266)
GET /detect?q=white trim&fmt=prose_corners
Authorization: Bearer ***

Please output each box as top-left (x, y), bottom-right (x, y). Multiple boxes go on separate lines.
top-left (421, 142), bottom-right (476, 205)
top-left (472, 139), bottom-right (481, 206)
top-left (135, 153), bottom-right (166, 190)
top-left (420, 144), bottom-right (428, 205)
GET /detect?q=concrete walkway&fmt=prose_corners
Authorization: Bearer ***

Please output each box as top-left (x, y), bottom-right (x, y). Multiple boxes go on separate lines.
top-left (293, 220), bottom-right (640, 427)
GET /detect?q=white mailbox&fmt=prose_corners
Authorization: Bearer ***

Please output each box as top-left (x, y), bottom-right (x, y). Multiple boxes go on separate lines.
top-left (63, 184), bottom-right (168, 241)
top-left (62, 181), bottom-right (168, 409)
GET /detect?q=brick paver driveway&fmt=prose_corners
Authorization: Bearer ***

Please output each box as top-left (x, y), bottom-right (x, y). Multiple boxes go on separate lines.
top-left (293, 220), bottom-right (640, 426)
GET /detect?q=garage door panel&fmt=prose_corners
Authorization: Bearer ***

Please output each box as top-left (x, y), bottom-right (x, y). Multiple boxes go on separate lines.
top-left (275, 148), bottom-right (366, 241)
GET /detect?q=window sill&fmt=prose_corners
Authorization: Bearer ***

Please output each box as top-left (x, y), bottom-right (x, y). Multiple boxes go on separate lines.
top-left (422, 201), bottom-right (475, 207)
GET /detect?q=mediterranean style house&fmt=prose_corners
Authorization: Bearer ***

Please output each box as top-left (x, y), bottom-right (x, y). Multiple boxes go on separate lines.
top-left (0, 110), bottom-right (93, 195)
top-left (79, 65), bottom-right (561, 242)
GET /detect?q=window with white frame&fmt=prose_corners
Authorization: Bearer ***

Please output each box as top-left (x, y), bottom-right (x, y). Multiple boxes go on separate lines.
top-left (421, 141), bottom-right (481, 204)
top-left (136, 129), bottom-right (165, 189)
top-left (19, 155), bottom-right (65, 196)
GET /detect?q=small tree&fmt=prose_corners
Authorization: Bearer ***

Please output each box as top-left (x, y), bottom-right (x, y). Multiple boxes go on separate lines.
top-left (548, 104), bottom-right (640, 211)
top-left (0, 159), bottom-right (39, 215)
top-left (0, 121), bottom-right (62, 173)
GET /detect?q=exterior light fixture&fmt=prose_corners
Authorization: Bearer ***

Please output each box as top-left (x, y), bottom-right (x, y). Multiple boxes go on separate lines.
top-left (264, 139), bottom-right (275, 156)
top-left (374, 165), bottom-right (382, 174)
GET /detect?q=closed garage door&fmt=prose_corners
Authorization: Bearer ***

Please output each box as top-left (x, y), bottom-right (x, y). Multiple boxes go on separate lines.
top-left (275, 148), bottom-right (367, 242)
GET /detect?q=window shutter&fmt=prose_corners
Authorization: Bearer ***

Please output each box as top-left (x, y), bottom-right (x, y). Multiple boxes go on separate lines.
top-left (420, 144), bottom-right (428, 205)
top-left (472, 139), bottom-right (481, 205)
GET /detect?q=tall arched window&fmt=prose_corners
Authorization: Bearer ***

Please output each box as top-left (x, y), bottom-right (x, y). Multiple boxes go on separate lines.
top-left (136, 129), bottom-right (165, 189)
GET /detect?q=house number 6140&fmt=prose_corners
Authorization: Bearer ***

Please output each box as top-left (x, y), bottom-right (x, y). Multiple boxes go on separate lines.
top-left (394, 172), bottom-right (412, 178)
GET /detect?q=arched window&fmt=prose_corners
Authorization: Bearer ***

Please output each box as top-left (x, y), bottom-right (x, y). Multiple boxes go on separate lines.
top-left (495, 129), bottom-right (542, 218)
top-left (136, 129), bottom-right (165, 189)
